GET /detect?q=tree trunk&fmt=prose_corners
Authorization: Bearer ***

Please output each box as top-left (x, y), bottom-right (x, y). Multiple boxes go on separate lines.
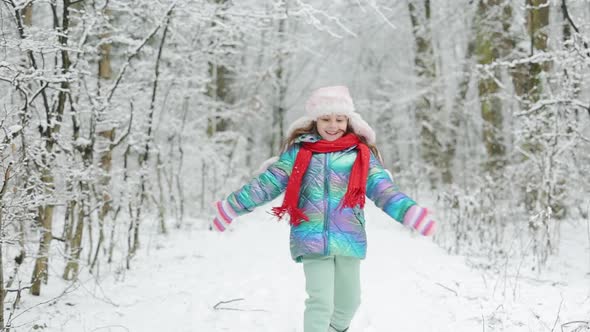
top-left (174, 98), bottom-right (188, 228)
top-left (407, 0), bottom-right (450, 187)
top-left (0, 215), bottom-right (3, 331)
top-left (63, 52), bottom-right (92, 280)
top-left (521, 0), bottom-right (561, 265)
top-left (31, 0), bottom-right (73, 296)
top-left (514, 0), bottom-right (552, 215)
top-left (98, 6), bottom-right (113, 80)
top-left (206, 0), bottom-right (234, 138)
top-left (22, 3), bottom-right (32, 26)
top-left (129, 13), bottom-right (172, 260)
top-left (270, 1), bottom-right (288, 156)
top-left (0, 165), bottom-right (12, 330)
top-left (475, 0), bottom-right (514, 174)
top-left (90, 128), bottom-right (113, 274)
top-left (156, 153), bottom-right (167, 234)
top-left (201, 161), bottom-right (207, 212)
top-left (206, 62), bottom-right (232, 137)
top-left (452, 39), bottom-right (476, 161)
top-left (89, 5), bottom-right (114, 276)
top-left (108, 206), bottom-right (121, 264)
top-left (0, 207), bottom-right (4, 331)
top-left (561, 0), bottom-right (571, 45)
top-left (30, 170), bottom-right (54, 296)
top-left (512, 0), bottom-right (550, 104)
top-left (63, 200), bottom-right (84, 280)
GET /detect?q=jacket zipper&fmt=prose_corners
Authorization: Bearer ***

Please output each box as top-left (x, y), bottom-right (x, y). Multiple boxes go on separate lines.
top-left (323, 153), bottom-right (330, 256)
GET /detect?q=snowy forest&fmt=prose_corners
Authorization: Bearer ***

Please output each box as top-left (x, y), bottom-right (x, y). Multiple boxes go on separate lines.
top-left (0, 0), bottom-right (589, 331)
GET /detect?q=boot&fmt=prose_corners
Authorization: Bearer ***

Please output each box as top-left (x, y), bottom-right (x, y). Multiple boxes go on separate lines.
top-left (329, 324), bottom-right (349, 332)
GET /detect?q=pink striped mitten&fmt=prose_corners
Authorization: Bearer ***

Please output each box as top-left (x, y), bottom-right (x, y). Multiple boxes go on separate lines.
top-left (211, 200), bottom-right (238, 232)
top-left (402, 205), bottom-right (436, 236)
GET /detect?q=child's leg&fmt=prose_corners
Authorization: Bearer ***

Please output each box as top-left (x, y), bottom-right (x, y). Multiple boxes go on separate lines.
top-left (302, 256), bottom-right (335, 332)
top-left (330, 256), bottom-right (361, 331)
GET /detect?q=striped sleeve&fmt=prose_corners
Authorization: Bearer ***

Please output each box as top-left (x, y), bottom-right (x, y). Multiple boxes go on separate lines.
top-left (365, 152), bottom-right (417, 223)
top-left (225, 144), bottom-right (299, 215)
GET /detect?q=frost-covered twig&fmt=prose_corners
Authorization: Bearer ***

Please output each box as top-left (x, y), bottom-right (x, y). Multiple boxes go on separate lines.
top-left (214, 298), bottom-right (245, 311)
top-left (90, 325), bottom-right (130, 332)
top-left (478, 64), bottom-right (506, 90)
top-left (561, 0), bottom-right (590, 58)
top-left (291, 0), bottom-right (357, 38)
top-left (106, 1), bottom-right (177, 102)
top-left (515, 99), bottom-right (590, 118)
top-left (110, 101), bottom-right (134, 149)
top-left (3, 282), bottom-right (30, 330)
top-left (363, 0), bottom-right (396, 30)
top-left (560, 320), bottom-right (589, 331)
top-left (0, 162), bottom-right (11, 198)
top-left (435, 282), bottom-right (458, 296)
top-left (29, 81), bottom-right (49, 106)
top-left (213, 298), bottom-right (268, 312)
top-left (5, 278), bottom-right (81, 328)
top-left (550, 298), bottom-right (563, 331)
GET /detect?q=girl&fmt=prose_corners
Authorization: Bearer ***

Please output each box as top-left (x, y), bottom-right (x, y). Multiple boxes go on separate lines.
top-left (211, 85), bottom-right (436, 332)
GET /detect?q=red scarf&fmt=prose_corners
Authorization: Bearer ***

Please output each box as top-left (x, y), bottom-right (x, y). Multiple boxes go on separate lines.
top-left (272, 133), bottom-right (370, 226)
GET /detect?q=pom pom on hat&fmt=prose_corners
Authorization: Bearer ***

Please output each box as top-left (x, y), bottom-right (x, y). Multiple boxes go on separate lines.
top-left (287, 85), bottom-right (376, 144)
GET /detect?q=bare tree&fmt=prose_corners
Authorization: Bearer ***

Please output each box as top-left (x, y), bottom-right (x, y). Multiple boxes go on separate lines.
top-left (407, 0), bottom-right (450, 187)
top-left (0, 163), bottom-right (12, 330)
top-left (474, 0), bottom-right (513, 175)
top-left (29, 0), bottom-right (77, 296)
top-left (269, 0), bottom-right (290, 156)
top-left (127, 5), bottom-right (176, 267)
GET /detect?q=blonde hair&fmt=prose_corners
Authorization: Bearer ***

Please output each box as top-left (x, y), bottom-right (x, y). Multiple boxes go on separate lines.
top-left (282, 120), bottom-right (383, 163)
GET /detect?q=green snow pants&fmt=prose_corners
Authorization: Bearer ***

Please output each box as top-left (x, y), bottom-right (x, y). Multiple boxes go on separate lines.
top-left (302, 255), bottom-right (361, 332)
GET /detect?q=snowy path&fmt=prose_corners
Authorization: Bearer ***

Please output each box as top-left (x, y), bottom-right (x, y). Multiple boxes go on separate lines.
top-left (19, 203), bottom-right (590, 332)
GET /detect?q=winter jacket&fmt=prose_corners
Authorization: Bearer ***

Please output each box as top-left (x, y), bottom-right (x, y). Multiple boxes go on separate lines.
top-left (224, 134), bottom-right (418, 262)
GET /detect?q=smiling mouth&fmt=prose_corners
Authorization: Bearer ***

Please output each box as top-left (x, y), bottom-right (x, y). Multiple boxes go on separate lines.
top-left (325, 131), bottom-right (342, 135)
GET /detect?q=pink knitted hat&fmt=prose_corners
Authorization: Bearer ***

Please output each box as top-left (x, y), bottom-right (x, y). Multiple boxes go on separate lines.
top-left (286, 85), bottom-right (376, 144)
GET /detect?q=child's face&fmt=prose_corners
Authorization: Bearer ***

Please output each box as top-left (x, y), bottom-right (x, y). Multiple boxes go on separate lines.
top-left (316, 114), bottom-right (348, 141)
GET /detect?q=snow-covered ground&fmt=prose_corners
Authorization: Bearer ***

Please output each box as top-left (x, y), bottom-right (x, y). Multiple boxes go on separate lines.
top-left (14, 201), bottom-right (590, 332)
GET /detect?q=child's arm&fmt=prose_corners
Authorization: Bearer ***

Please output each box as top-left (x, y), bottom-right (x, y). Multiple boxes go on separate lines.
top-left (212, 144), bottom-right (299, 231)
top-left (365, 153), bottom-right (436, 236)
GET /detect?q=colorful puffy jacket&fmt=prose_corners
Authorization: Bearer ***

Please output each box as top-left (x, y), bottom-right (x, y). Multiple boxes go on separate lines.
top-left (223, 134), bottom-right (418, 262)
